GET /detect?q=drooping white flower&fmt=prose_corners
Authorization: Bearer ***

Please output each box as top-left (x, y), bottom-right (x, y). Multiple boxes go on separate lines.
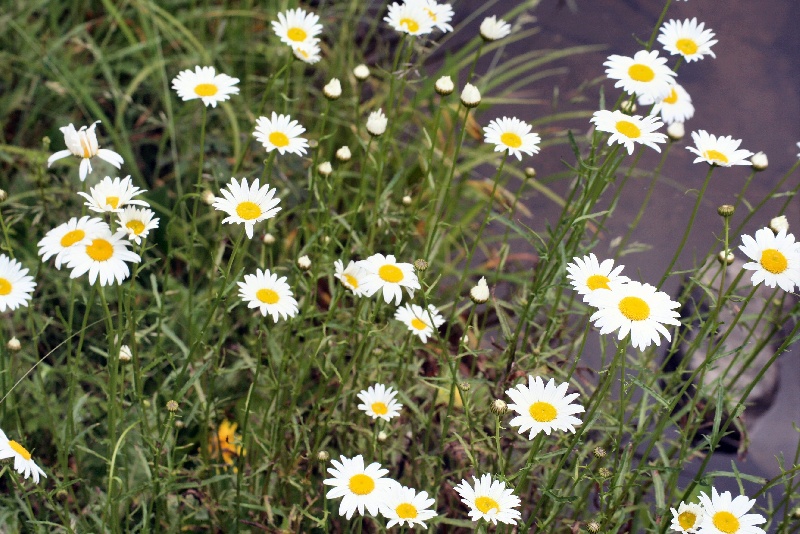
top-left (47, 121), bottom-right (124, 181)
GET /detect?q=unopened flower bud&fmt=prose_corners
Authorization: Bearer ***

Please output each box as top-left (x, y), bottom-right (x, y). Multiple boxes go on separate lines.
top-left (750, 151), bottom-right (768, 171)
top-left (366, 109), bottom-right (388, 136)
top-left (336, 146), bottom-right (352, 161)
top-left (770, 215), bottom-right (789, 234)
top-left (318, 161), bottom-right (333, 177)
top-left (470, 277), bottom-right (490, 304)
top-left (460, 84), bottom-right (481, 108)
top-left (593, 446), bottom-right (607, 459)
top-left (490, 399), bottom-right (508, 415)
top-left (414, 259), bottom-right (428, 272)
top-left (323, 78), bottom-right (342, 100)
top-left (717, 204), bottom-right (735, 218)
top-left (317, 450), bottom-right (330, 462)
top-left (166, 400), bottom-right (179, 412)
top-left (619, 100), bottom-right (637, 114)
top-left (119, 345), bottom-right (132, 363)
top-left (402, 195), bottom-right (412, 206)
top-left (458, 382), bottom-right (471, 392)
top-left (0, 189), bottom-right (7, 203)
top-left (297, 255), bottom-right (312, 270)
top-left (377, 431), bottom-right (388, 442)
top-left (201, 190), bottom-right (215, 205)
top-left (598, 467), bottom-right (612, 478)
top-left (667, 122), bottom-right (685, 141)
top-left (718, 249), bottom-right (735, 265)
top-left (6, 337), bottom-right (21, 352)
top-left (587, 521), bottom-right (601, 533)
top-left (524, 167), bottom-right (537, 179)
top-left (262, 233), bottom-right (276, 245)
top-left (353, 64), bottom-right (370, 81)
top-left (435, 76), bottom-right (454, 96)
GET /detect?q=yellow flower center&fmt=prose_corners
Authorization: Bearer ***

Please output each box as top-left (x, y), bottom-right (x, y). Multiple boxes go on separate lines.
top-left (628, 63), bottom-right (655, 82)
top-left (411, 318), bottom-right (428, 331)
top-left (236, 201), bottom-right (262, 220)
top-left (86, 238), bottom-right (114, 261)
top-left (344, 274), bottom-right (359, 288)
top-left (400, 18), bottom-right (420, 33)
top-left (371, 401), bottom-right (388, 415)
top-left (712, 511), bottom-right (740, 534)
top-left (60, 229), bottom-right (85, 247)
top-left (378, 264), bottom-right (404, 283)
top-left (475, 496), bottom-right (500, 514)
top-left (678, 511), bottom-right (698, 530)
top-left (396, 502), bottom-right (418, 519)
top-left (269, 131), bottom-right (290, 148)
top-left (703, 149), bottom-right (729, 164)
top-left (256, 288), bottom-right (279, 304)
top-left (760, 248), bottom-right (788, 274)
top-left (618, 296), bottom-right (650, 321)
top-left (500, 132), bottom-right (523, 149)
top-left (586, 274), bottom-right (610, 291)
top-left (79, 133), bottom-right (93, 158)
top-left (616, 120), bottom-right (641, 139)
top-left (676, 38), bottom-right (699, 56)
top-left (8, 440), bottom-right (31, 461)
top-left (287, 27), bottom-right (307, 42)
top-left (106, 196), bottom-right (120, 209)
top-left (529, 401), bottom-right (557, 422)
top-left (663, 87), bottom-right (678, 104)
top-left (348, 474), bottom-right (375, 495)
top-left (0, 278), bottom-right (11, 296)
top-left (126, 220), bottom-right (145, 235)
top-left (194, 83), bottom-right (219, 97)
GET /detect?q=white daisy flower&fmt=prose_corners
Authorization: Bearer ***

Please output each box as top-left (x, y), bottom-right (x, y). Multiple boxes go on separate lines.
top-left (293, 41), bottom-right (322, 64)
top-left (566, 253), bottom-right (629, 302)
top-left (739, 227), bottom-right (800, 292)
top-left (62, 229), bottom-right (141, 286)
top-left (366, 109), bottom-right (388, 137)
top-left (237, 268), bottom-right (298, 322)
top-left (253, 112), bottom-right (309, 156)
top-left (380, 483), bottom-right (438, 528)
top-left (393, 303), bottom-right (445, 343)
top-left (670, 501), bottom-right (705, 533)
top-left (638, 83), bottom-right (695, 125)
top-left (0, 429), bottom-right (46, 484)
top-left (384, 2), bottom-right (435, 35)
top-left (171, 66), bottom-right (240, 108)
top-left (483, 117), bottom-right (541, 160)
top-left (212, 177), bottom-right (282, 239)
top-left (47, 121), bottom-right (124, 182)
top-left (38, 216), bottom-right (110, 269)
top-left (604, 50), bottom-right (677, 101)
top-left (505, 375), bottom-right (585, 438)
top-left (589, 280), bottom-right (681, 351)
top-left (116, 207), bottom-right (160, 245)
top-left (454, 473), bottom-right (521, 525)
top-left (334, 259), bottom-right (367, 296)
top-left (322, 455), bottom-right (393, 520)
top-left (356, 383), bottom-right (403, 421)
top-left (406, 0), bottom-right (454, 33)
top-left (658, 18), bottom-right (717, 62)
top-left (686, 130), bottom-right (754, 167)
top-left (697, 487), bottom-right (766, 534)
top-left (356, 253), bottom-right (421, 305)
top-left (77, 175), bottom-right (149, 214)
top-left (479, 15), bottom-right (511, 41)
top-left (272, 8), bottom-right (322, 49)
top-left (0, 254), bottom-right (36, 312)
top-left (590, 110), bottom-right (667, 155)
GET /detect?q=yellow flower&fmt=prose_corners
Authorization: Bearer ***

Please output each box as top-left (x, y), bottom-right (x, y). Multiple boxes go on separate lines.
top-left (209, 420), bottom-right (245, 466)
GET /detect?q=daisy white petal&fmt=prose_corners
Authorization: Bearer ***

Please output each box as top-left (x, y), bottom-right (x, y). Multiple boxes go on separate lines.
top-left (356, 254), bottom-right (420, 305)
top-left (483, 117), bottom-right (541, 160)
top-left (253, 112), bottom-right (309, 156)
top-left (237, 268), bottom-right (298, 322)
top-left (0, 429), bottom-right (47, 484)
top-left (393, 303), bottom-right (445, 343)
top-left (505, 376), bottom-right (585, 438)
top-left (171, 66), bottom-right (240, 108)
top-left (293, 41), bottom-right (322, 64)
top-left (334, 259), bottom-right (367, 297)
top-left (356, 383), bottom-right (403, 421)
top-left (47, 121), bottom-right (123, 181)
top-left (406, 0), bottom-right (454, 33)
top-left (739, 227), bottom-right (800, 292)
top-left (0, 254), bottom-right (36, 312)
top-left (62, 229), bottom-right (141, 286)
top-left (380, 484), bottom-right (438, 528)
top-left (37, 216), bottom-right (110, 269)
top-left (604, 50), bottom-right (677, 101)
top-left (697, 487), bottom-right (766, 534)
top-left (566, 253), bottom-right (629, 302)
top-left (77, 175), bottom-right (149, 214)
top-left (638, 83), bottom-right (695, 125)
top-left (480, 16), bottom-right (511, 41)
top-left (384, 2), bottom-right (435, 35)
top-left (454, 474), bottom-right (521, 525)
top-left (658, 18), bottom-right (717, 62)
top-left (591, 110), bottom-right (667, 155)
top-left (117, 207), bottom-right (159, 245)
top-left (322, 455), bottom-right (393, 519)
top-left (271, 8), bottom-right (322, 48)
top-left (212, 177), bottom-right (282, 239)
top-left (686, 130), bottom-right (754, 167)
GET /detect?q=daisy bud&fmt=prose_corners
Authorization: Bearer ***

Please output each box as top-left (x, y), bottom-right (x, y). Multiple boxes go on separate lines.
top-left (317, 450), bottom-right (330, 463)
top-left (460, 83), bottom-right (481, 108)
top-left (262, 233), bottom-right (276, 245)
top-left (317, 161), bottom-right (333, 177)
top-left (321, 235), bottom-right (331, 244)
top-left (717, 204), bottom-right (735, 218)
top-left (619, 100), bottom-right (637, 114)
top-left (458, 382), bottom-right (471, 392)
top-left (667, 122), bottom-right (685, 141)
top-left (593, 446), bottom-right (607, 459)
top-left (490, 399), bottom-right (508, 415)
top-left (598, 467), bottom-right (612, 478)
top-left (201, 190), bottom-right (216, 205)
top-left (435, 75), bottom-right (455, 96)
top-left (524, 167), bottom-right (537, 178)
top-left (335, 146), bottom-right (352, 161)
top-left (6, 337), bottom-right (21, 352)
top-left (366, 109), bottom-right (388, 136)
top-left (119, 345), bottom-right (132, 363)
top-left (353, 64), bottom-right (370, 81)
top-left (461, 334), bottom-right (470, 344)
top-left (718, 249), bottom-right (735, 265)
top-left (751, 151), bottom-right (768, 171)
top-left (0, 189), bottom-right (7, 202)
top-left (480, 15), bottom-right (511, 42)
top-left (770, 215), bottom-right (789, 234)
top-left (297, 255), bottom-right (312, 270)
top-left (587, 521), bottom-right (601, 533)
top-left (469, 277), bottom-right (490, 304)
top-left (323, 78), bottom-right (342, 100)
top-left (166, 400), bottom-right (179, 412)
top-left (402, 195), bottom-right (412, 206)
top-left (377, 431), bottom-right (388, 442)
top-left (414, 259), bottom-right (428, 272)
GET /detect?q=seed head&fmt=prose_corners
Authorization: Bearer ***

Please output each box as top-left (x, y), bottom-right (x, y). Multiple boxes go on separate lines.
top-left (414, 259), bottom-right (428, 272)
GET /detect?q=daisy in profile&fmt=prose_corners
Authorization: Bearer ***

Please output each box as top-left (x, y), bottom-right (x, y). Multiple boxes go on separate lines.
top-left (407, 0), bottom-right (454, 33)
top-left (589, 280), bottom-right (681, 351)
top-left (480, 15), bottom-right (511, 41)
top-left (272, 8), bottom-right (322, 49)
top-left (697, 487), bottom-right (766, 534)
top-left (334, 259), bottom-right (367, 296)
top-left (670, 501), bottom-right (705, 533)
top-left (62, 229), bottom-right (141, 286)
top-left (38, 216), bottom-right (110, 269)
top-left (566, 253), bottom-right (629, 302)
top-left (604, 50), bottom-right (677, 101)
top-left (505, 375), bottom-right (585, 438)
top-left (356, 383), bottom-right (403, 421)
top-left (293, 41), bottom-right (321, 64)
top-left (323, 454), bottom-right (393, 519)
top-left (0, 429), bottom-right (46, 484)
top-left (380, 483), bottom-right (438, 528)
top-left (212, 177), bottom-right (281, 239)
top-left (47, 121), bottom-right (124, 182)
top-left (394, 303), bottom-right (445, 343)
top-left (591, 110), bottom-right (667, 154)
top-left (384, 2), bottom-right (435, 36)
top-left (0, 255), bottom-right (36, 312)
top-left (237, 268), bottom-right (298, 322)
top-left (77, 175), bottom-right (149, 214)
top-left (454, 474), bottom-right (521, 525)
top-left (253, 112), bottom-right (309, 156)
top-left (171, 66), bottom-right (240, 108)
top-left (356, 253), bottom-right (421, 305)
top-left (658, 18), bottom-right (717, 62)
top-left (638, 83), bottom-right (695, 125)
top-left (117, 207), bottom-right (159, 245)
top-left (686, 130), bottom-right (754, 167)
top-left (739, 227), bottom-right (800, 292)
top-left (483, 117), bottom-right (541, 160)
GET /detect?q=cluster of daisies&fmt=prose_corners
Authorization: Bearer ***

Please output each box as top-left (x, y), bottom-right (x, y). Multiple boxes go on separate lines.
top-left (669, 488), bottom-right (766, 534)
top-left (384, 0), bottom-right (454, 36)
